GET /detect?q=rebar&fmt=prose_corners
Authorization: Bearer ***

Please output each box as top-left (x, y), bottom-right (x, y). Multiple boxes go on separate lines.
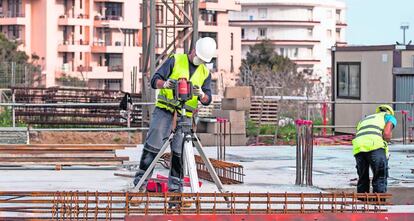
top-left (161, 153), bottom-right (244, 184)
top-left (0, 191), bottom-right (392, 219)
top-left (295, 119), bottom-right (313, 186)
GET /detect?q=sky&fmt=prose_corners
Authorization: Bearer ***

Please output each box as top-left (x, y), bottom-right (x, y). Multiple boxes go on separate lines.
top-left (344, 0), bottom-right (414, 45)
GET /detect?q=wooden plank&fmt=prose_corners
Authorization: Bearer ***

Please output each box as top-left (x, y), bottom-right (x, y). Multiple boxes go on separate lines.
top-left (0, 161), bottom-right (123, 166)
top-left (0, 150), bottom-right (115, 154)
top-left (0, 153), bottom-right (116, 158)
top-left (0, 157), bottom-right (129, 162)
top-left (0, 145), bottom-right (129, 150)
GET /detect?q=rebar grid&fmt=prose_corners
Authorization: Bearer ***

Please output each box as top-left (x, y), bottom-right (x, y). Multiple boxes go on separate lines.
top-left (0, 191), bottom-right (392, 219)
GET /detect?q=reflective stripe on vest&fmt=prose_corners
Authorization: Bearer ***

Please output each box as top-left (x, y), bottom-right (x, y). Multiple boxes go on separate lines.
top-left (155, 54), bottom-right (209, 117)
top-left (352, 112), bottom-right (388, 155)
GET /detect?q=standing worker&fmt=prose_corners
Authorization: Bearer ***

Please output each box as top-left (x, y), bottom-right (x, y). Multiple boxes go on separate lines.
top-left (352, 105), bottom-right (397, 193)
top-left (132, 37), bottom-right (217, 193)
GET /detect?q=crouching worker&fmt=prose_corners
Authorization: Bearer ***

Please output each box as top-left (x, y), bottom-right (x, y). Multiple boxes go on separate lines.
top-left (352, 105), bottom-right (397, 194)
top-left (132, 37), bottom-right (217, 193)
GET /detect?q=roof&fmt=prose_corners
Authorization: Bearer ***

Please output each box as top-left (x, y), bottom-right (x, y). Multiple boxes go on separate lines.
top-left (334, 45), bottom-right (414, 52)
top-left (238, 0), bottom-right (346, 8)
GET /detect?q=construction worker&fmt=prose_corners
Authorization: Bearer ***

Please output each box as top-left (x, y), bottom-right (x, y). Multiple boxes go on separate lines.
top-left (352, 105), bottom-right (397, 193)
top-left (132, 37), bottom-right (216, 193)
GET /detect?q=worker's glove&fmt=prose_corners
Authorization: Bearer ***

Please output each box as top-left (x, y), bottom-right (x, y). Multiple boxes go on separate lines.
top-left (162, 79), bottom-right (175, 89)
top-left (193, 86), bottom-right (205, 98)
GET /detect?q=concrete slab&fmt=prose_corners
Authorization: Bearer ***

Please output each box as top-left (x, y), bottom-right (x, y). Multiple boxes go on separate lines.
top-left (1, 144), bottom-right (414, 211)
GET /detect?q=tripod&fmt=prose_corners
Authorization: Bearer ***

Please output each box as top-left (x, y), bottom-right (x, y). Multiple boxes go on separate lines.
top-left (133, 105), bottom-right (228, 196)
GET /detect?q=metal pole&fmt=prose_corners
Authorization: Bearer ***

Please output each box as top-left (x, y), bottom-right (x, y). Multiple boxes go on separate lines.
top-left (191, 0), bottom-right (199, 48)
top-left (12, 89), bottom-right (16, 128)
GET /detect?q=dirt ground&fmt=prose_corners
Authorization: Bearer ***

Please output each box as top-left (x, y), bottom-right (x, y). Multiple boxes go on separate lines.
top-left (29, 131), bottom-right (143, 144)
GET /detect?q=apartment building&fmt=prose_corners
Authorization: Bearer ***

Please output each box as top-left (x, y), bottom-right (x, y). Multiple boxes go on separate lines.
top-left (229, 0), bottom-right (347, 97)
top-left (0, 0), bottom-right (241, 95)
top-left (0, 0), bottom-right (141, 91)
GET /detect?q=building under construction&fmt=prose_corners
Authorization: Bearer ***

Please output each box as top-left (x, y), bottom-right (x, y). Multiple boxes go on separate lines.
top-left (0, 0), bottom-right (414, 220)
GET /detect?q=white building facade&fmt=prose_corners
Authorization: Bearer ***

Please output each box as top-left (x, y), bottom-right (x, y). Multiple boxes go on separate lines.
top-left (229, 0), bottom-right (347, 98)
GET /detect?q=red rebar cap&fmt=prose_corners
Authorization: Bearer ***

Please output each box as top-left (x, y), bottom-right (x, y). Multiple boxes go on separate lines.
top-left (401, 110), bottom-right (409, 115)
top-left (295, 119), bottom-right (305, 126)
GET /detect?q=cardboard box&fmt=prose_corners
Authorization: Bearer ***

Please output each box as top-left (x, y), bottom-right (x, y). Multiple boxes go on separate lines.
top-left (224, 86), bottom-right (252, 99)
top-left (221, 98), bottom-right (251, 111)
top-left (197, 133), bottom-right (248, 146)
top-left (206, 120), bottom-right (246, 134)
top-left (212, 110), bottom-right (245, 122)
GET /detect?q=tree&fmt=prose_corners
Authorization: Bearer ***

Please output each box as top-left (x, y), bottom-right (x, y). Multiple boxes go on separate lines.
top-left (238, 40), bottom-right (311, 97)
top-left (0, 33), bottom-right (42, 88)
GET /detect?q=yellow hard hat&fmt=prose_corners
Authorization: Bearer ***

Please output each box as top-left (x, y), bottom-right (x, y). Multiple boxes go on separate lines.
top-left (376, 104), bottom-right (394, 116)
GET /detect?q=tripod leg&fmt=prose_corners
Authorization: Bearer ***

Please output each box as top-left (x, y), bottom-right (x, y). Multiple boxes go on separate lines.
top-left (193, 134), bottom-right (226, 193)
top-left (183, 135), bottom-right (200, 193)
top-left (133, 132), bottom-right (174, 191)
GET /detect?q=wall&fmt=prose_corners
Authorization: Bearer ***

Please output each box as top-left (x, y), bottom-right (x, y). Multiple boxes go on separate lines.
top-left (334, 50), bottom-right (394, 134)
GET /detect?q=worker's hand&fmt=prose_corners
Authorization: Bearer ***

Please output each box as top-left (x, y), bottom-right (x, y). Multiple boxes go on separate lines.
top-left (193, 86), bottom-right (205, 98)
top-left (162, 79), bottom-right (175, 89)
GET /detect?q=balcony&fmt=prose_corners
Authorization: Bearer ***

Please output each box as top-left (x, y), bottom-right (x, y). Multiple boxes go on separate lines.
top-left (242, 39), bottom-right (320, 46)
top-left (58, 14), bottom-right (91, 26)
top-left (91, 41), bottom-right (125, 53)
top-left (290, 59), bottom-right (321, 65)
top-left (199, 0), bottom-right (241, 12)
top-left (87, 66), bottom-right (123, 79)
top-left (230, 20), bottom-right (320, 27)
top-left (77, 66), bottom-right (93, 72)
top-left (0, 12), bottom-right (27, 25)
top-left (58, 41), bottom-right (91, 52)
top-left (336, 22), bottom-right (347, 27)
top-left (94, 0), bottom-right (124, 2)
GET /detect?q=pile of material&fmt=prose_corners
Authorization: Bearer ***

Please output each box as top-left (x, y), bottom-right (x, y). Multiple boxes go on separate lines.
top-left (161, 152), bottom-right (244, 184)
top-left (197, 86), bottom-right (250, 146)
top-left (11, 87), bottom-right (143, 127)
top-left (0, 144), bottom-right (130, 167)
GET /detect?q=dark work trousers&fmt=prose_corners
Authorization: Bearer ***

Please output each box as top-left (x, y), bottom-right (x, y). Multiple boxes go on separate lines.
top-left (133, 107), bottom-right (191, 192)
top-left (354, 148), bottom-right (389, 193)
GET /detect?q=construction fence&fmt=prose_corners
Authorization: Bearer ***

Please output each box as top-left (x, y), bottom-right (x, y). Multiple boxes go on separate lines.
top-left (0, 62), bottom-right (42, 89)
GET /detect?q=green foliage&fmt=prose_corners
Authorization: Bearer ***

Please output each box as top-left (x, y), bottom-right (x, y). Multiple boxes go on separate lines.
top-left (246, 119), bottom-right (297, 143)
top-left (0, 108), bottom-right (27, 127)
top-left (238, 40), bottom-right (310, 97)
top-left (56, 75), bottom-right (87, 87)
top-left (113, 137), bottom-right (121, 143)
top-left (0, 33), bottom-right (29, 63)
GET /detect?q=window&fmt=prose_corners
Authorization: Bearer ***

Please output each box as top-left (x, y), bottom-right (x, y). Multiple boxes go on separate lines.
top-left (241, 28), bottom-right (245, 39)
top-left (336, 28), bottom-right (341, 40)
top-left (326, 29), bottom-right (332, 38)
top-left (307, 28), bottom-right (313, 37)
top-left (104, 2), bottom-right (123, 20)
top-left (155, 29), bottom-right (163, 48)
top-left (258, 28), bottom-right (266, 37)
top-left (156, 5), bottom-right (163, 24)
top-left (211, 79), bottom-right (218, 94)
top-left (230, 55), bottom-right (234, 72)
top-left (201, 10), bottom-right (217, 25)
top-left (412, 55), bottom-right (414, 67)
top-left (230, 33), bottom-right (234, 50)
top-left (258, 8), bottom-right (267, 19)
top-left (337, 62), bottom-right (361, 99)
top-left (307, 8), bottom-right (313, 21)
top-left (336, 9), bottom-right (341, 23)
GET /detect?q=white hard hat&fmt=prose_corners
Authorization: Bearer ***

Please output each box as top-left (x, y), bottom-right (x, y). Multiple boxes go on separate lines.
top-left (195, 37), bottom-right (217, 63)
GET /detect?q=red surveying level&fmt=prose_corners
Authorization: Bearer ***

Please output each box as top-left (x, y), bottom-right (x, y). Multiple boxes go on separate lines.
top-left (174, 78), bottom-right (193, 102)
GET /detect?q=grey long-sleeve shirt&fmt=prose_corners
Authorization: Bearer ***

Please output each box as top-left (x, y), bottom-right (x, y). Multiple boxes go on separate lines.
top-left (151, 56), bottom-right (212, 105)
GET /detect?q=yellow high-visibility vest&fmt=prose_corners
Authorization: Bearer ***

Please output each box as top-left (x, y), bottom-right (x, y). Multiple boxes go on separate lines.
top-left (155, 54), bottom-right (209, 117)
top-left (352, 112), bottom-right (388, 155)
